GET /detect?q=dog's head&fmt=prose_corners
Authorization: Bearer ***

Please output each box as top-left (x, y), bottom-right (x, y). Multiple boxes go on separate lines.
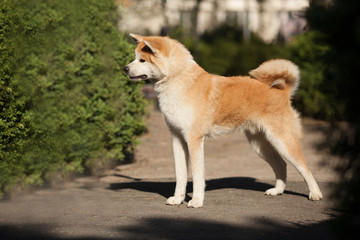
top-left (123, 34), bottom-right (168, 82)
top-left (124, 33), bottom-right (194, 82)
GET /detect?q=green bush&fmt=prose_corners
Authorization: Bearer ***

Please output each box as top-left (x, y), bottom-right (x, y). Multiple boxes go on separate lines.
top-left (0, 0), bottom-right (146, 197)
top-left (172, 25), bottom-right (291, 76)
top-left (290, 31), bottom-right (333, 119)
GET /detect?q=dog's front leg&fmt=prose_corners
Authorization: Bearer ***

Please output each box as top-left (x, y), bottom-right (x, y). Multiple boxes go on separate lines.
top-left (187, 136), bottom-right (205, 208)
top-left (166, 133), bottom-right (188, 206)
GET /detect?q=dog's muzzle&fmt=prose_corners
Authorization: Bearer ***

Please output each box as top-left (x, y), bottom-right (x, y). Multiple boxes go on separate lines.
top-left (123, 65), bottom-right (148, 81)
top-left (123, 66), bottom-right (130, 74)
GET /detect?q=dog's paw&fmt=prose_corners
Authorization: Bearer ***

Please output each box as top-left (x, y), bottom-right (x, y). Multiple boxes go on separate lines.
top-left (264, 187), bottom-right (284, 196)
top-left (187, 198), bottom-right (203, 208)
top-left (166, 196), bottom-right (184, 205)
top-left (309, 191), bottom-right (323, 201)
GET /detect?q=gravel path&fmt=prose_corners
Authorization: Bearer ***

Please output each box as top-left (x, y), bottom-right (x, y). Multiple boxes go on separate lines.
top-left (0, 106), bottom-right (340, 240)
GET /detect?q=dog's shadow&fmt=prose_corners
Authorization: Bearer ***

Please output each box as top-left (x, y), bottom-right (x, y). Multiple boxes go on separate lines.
top-left (107, 177), bottom-right (307, 200)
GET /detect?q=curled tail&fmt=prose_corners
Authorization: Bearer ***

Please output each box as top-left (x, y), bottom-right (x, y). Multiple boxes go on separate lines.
top-left (249, 59), bottom-right (300, 98)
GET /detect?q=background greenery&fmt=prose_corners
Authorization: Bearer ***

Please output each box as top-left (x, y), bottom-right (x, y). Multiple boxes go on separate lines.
top-left (0, 0), bottom-right (146, 198)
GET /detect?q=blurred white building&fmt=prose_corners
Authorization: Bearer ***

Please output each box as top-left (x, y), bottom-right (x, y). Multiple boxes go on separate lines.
top-left (118, 0), bottom-right (309, 42)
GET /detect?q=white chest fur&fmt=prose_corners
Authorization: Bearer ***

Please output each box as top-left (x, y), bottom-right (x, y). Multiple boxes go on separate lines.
top-left (154, 81), bottom-right (193, 134)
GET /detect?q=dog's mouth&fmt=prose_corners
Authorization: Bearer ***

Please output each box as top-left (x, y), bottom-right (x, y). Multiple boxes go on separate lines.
top-left (129, 75), bottom-right (148, 81)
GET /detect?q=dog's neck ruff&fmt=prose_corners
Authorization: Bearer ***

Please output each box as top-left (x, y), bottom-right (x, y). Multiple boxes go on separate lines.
top-left (154, 61), bottom-right (201, 90)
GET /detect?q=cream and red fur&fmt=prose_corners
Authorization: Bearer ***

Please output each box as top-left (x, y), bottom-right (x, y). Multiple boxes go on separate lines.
top-left (124, 34), bottom-right (323, 208)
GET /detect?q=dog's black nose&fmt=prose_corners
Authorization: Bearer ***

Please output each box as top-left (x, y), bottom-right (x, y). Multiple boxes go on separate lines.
top-left (123, 66), bottom-right (129, 73)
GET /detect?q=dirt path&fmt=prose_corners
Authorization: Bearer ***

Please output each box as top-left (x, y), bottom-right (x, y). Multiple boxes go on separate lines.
top-left (0, 106), bottom-right (341, 240)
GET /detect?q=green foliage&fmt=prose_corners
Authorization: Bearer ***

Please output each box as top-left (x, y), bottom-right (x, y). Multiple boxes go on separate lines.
top-left (290, 31), bottom-right (333, 119)
top-left (307, 0), bottom-right (360, 122)
top-left (0, 0), bottom-right (146, 197)
top-left (172, 25), bottom-right (291, 76)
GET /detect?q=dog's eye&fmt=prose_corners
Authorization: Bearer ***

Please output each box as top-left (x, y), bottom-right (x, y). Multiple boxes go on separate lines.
top-left (139, 59), bottom-right (145, 63)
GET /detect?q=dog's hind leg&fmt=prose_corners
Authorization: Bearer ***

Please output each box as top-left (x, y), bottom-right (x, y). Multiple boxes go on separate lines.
top-left (166, 133), bottom-right (188, 206)
top-left (263, 126), bottom-right (323, 200)
top-left (245, 130), bottom-right (287, 196)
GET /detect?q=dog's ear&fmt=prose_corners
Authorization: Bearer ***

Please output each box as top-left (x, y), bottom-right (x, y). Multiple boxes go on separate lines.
top-left (143, 40), bottom-right (159, 56)
top-left (129, 33), bottom-right (143, 44)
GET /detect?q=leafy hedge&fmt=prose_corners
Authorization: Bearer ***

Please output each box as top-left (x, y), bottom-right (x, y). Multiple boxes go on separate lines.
top-left (289, 31), bottom-right (333, 120)
top-left (0, 0), bottom-right (146, 197)
top-left (173, 25), bottom-right (291, 77)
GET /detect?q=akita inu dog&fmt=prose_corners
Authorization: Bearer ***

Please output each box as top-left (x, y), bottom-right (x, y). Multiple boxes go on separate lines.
top-left (124, 34), bottom-right (323, 208)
